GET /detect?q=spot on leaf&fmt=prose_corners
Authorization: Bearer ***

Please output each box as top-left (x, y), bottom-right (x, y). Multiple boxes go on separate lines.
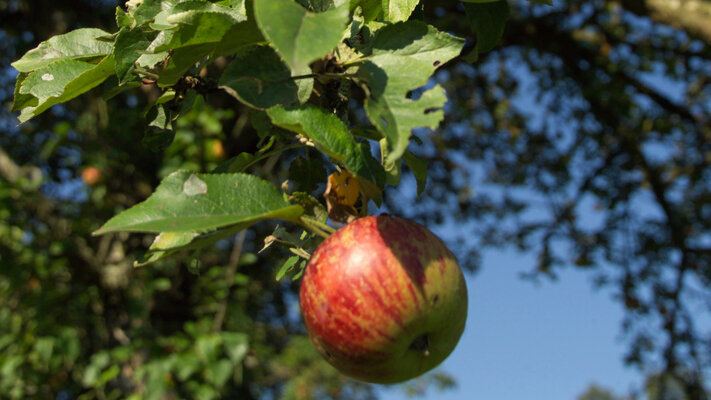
top-left (183, 174), bottom-right (208, 196)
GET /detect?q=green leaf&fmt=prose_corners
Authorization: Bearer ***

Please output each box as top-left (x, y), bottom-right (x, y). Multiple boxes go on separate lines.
top-left (152, 5), bottom-right (262, 86)
top-left (212, 152), bottom-right (255, 174)
top-left (17, 55), bottom-right (116, 123)
top-left (95, 171), bottom-right (304, 234)
top-left (275, 255), bottom-right (302, 281)
top-left (403, 150), bottom-right (427, 196)
top-left (463, 0), bottom-right (510, 54)
top-left (11, 73), bottom-right (36, 112)
top-left (309, 0), bottom-right (332, 12)
top-left (151, 0), bottom-right (236, 29)
top-left (97, 365), bottom-right (120, 387)
top-left (382, 137), bottom-right (402, 186)
top-left (205, 359), bottom-right (233, 387)
top-left (136, 31), bottom-right (171, 69)
top-left (11, 28), bottom-right (113, 72)
top-left (253, 0), bottom-right (349, 71)
top-left (116, 6), bottom-right (135, 29)
top-left (382, 0), bottom-right (419, 22)
top-left (221, 332), bottom-right (249, 364)
top-left (132, 0), bottom-right (179, 27)
top-left (114, 28), bottom-right (151, 83)
top-left (289, 155), bottom-right (327, 193)
top-left (359, 0), bottom-right (382, 22)
top-left (135, 223), bottom-right (249, 267)
top-left (290, 192), bottom-right (328, 223)
top-left (155, 11), bottom-right (241, 85)
top-left (214, 0), bottom-right (265, 56)
top-left (219, 45), bottom-right (302, 109)
top-left (143, 104), bottom-right (176, 151)
top-left (357, 21), bottom-right (464, 164)
top-left (266, 105), bottom-right (385, 189)
top-left (150, 232), bottom-right (199, 250)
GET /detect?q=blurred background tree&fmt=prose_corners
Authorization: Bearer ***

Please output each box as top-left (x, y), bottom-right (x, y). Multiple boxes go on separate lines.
top-left (0, 0), bottom-right (709, 399)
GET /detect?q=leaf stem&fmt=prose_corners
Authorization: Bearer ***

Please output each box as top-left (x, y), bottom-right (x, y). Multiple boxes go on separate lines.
top-left (302, 216), bottom-right (337, 234)
top-left (134, 68), bottom-right (159, 80)
top-left (289, 247), bottom-right (312, 260)
top-left (290, 72), bottom-right (359, 81)
top-left (249, 143), bottom-right (303, 169)
top-left (212, 230), bottom-right (246, 333)
top-left (339, 56), bottom-right (374, 67)
top-left (215, 142), bottom-right (303, 173)
top-left (298, 217), bottom-right (331, 239)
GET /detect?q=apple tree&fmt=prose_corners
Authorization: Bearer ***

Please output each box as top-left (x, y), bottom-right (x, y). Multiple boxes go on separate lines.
top-left (3, 0), bottom-right (710, 399)
top-left (2, 0), bottom-right (521, 398)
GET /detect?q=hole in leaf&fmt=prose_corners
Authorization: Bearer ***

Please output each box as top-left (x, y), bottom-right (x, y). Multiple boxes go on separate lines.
top-left (423, 107), bottom-right (439, 114)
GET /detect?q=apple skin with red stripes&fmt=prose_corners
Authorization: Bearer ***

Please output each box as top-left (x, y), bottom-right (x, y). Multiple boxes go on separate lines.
top-left (299, 215), bottom-right (468, 384)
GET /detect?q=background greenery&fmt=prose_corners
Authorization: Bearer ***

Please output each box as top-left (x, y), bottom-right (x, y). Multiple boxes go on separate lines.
top-left (0, 0), bottom-right (709, 399)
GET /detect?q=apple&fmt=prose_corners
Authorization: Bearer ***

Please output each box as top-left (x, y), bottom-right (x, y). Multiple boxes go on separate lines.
top-left (81, 166), bottom-right (102, 186)
top-left (205, 139), bottom-right (225, 160)
top-left (299, 215), bottom-right (468, 384)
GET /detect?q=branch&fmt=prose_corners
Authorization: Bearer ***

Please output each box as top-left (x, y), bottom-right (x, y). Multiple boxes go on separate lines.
top-left (619, 0), bottom-right (711, 45)
top-left (212, 230), bottom-right (247, 333)
top-left (0, 146), bottom-right (42, 187)
top-left (508, 17), bottom-right (706, 126)
top-left (0, 146), bottom-right (23, 183)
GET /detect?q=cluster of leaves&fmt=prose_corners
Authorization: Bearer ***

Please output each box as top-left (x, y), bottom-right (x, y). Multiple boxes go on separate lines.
top-left (0, 92), bottom-right (374, 400)
top-left (7, 0), bottom-right (711, 398)
top-left (4, 0), bottom-right (541, 399)
top-left (10, 0), bottom-right (476, 272)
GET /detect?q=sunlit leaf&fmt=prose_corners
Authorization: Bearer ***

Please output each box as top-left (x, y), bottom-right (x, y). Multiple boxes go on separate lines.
top-left (114, 28), bottom-right (151, 83)
top-left (357, 21), bottom-right (464, 164)
top-left (382, 0), bottom-right (419, 22)
top-left (253, 0), bottom-right (349, 71)
top-left (11, 28), bottom-right (113, 73)
top-left (266, 105), bottom-right (385, 189)
top-left (17, 56), bottom-right (115, 123)
top-left (95, 171), bottom-right (304, 234)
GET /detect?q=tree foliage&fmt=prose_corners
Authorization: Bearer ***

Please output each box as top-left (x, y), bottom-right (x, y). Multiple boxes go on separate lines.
top-left (1, 0), bottom-right (709, 399)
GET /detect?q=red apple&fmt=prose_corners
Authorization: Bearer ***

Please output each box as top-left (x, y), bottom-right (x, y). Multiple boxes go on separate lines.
top-left (299, 215), bottom-right (468, 384)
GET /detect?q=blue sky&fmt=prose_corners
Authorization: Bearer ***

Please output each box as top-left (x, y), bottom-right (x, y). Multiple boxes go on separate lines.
top-left (374, 49), bottom-right (649, 399)
top-left (380, 248), bottom-right (640, 400)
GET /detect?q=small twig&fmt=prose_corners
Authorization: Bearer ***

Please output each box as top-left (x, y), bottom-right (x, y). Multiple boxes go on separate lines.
top-left (339, 55), bottom-right (374, 67)
top-left (0, 146), bottom-right (41, 186)
top-left (212, 230), bottom-right (246, 333)
top-left (301, 216), bottom-right (336, 234)
top-left (298, 217), bottom-right (332, 239)
top-left (289, 72), bottom-right (359, 81)
top-left (289, 247), bottom-right (312, 260)
top-left (133, 68), bottom-right (159, 80)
